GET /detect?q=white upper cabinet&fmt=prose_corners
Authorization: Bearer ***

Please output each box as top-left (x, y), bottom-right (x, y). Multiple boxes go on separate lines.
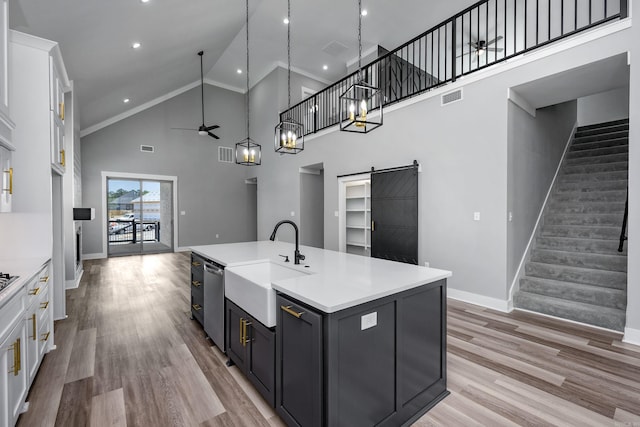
top-left (0, 0), bottom-right (14, 152)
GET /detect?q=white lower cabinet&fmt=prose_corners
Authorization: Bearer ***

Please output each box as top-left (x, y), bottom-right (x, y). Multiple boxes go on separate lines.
top-left (0, 260), bottom-right (53, 427)
top-left (1, 320), bottom-right (27, 427)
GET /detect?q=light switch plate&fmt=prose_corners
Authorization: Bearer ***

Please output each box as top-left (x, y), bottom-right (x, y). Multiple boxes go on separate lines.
top-left (361, 312), bottom-right (377, 330)
top-left (474, 212), bottom-right (481, 221)
top-left (180, 211), bottom-right (186, 216)
top-left (290, 211), bottom-right (295, 217)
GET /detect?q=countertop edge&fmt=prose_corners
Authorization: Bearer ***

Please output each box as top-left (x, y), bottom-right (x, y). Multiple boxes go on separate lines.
top-left (0, 257), bottom-right (51, 308)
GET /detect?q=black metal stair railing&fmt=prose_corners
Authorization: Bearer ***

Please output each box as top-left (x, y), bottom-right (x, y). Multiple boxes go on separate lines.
top-left (618, 188), bottom-right (628, 253)
top-left (282, 0), bottom-right (628, 136)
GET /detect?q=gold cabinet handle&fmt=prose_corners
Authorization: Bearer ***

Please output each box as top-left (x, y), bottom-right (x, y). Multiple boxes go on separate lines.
top-left (31, 314), bottom-right (37, 341)
top-left (371, 220), bottom-right (375, 232)
top-left (29, 287), bottom-right (41, 296)
top-left (3, 167), bottom-right (12, 194)
top-left (60, 149), bottom-right (65, 167)
top-left (191, 261), bottom-right (202, 267)
top-left (280, 305), bottom-right (304, 319)
top-left (40, 301), bottom-right (50, 310)
top-left (192, 304), bottom-right (202, 311)
top-left (39, 275), bottom-right (50, 283)
top-left (243, 320), bottom-right (252, 347)
top-left (59, 102), bottom-right (65, 120)
top-left (8, 338), bottom-right (21, 376)
top-left (191, 280), bottom-right (201, 287)
top-left (40, 332), bottom-right (50, 342)
top-left (239, 318), bottom-right (244, 345)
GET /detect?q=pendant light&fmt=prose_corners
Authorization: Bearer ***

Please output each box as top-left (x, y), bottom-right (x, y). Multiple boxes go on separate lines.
top-left (274, 0), bottom-right (304, 154)
top-left (339, 0), bottom-right (383, 133)
top-left (236, 0), bottom-right (261, 165)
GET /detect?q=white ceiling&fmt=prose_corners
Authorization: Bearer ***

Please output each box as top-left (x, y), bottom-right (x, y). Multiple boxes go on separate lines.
top-left (9, 0), bottom-right (472, 132)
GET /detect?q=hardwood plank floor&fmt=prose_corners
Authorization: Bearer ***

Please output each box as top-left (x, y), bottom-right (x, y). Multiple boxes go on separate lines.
top-left (17, 252), bottom-right (640, 426)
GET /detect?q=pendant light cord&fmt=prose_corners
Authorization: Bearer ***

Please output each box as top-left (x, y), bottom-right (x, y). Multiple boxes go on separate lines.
top-left (200, 52), bottom-right (205, 126)
top-left (357, 0), bottom-right (362, 81)
top-left (287, 0), bottom-right (291, 111)
top-left (245, 0), bottom-right (250, 139)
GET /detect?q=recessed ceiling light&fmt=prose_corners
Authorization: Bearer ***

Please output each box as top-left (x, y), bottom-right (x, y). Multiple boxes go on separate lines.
top-left (237, 69), bottom-right (242, 74)
top-left (140, 0), bottom-right (150, 3)
top-left (132, 42), bottom-right (141, 49)
top-left (283, 17), bottom-right (290, 24)
top-left (123, 98), bottom-right (130, 103)
top-left (323, 65), bottom-right (328, 70)
top-left (361, 9), bottom-right (368, 16)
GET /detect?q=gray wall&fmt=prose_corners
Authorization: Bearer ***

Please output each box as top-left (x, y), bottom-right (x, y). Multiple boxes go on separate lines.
top-left (626, 0), bottom-right (639, 337)
top-left (250, 27), bottom-right (631, 303)
top-left (81, 84), bottom-right (257, 255)
top-left (577, 86), bottom-right (630, 126)
top-left (507, 100), bottom-right (577, 289)
top-left (300, 169), bottom-right (324, 248)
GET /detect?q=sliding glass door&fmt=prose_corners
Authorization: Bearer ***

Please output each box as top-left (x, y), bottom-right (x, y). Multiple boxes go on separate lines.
top-left (107, 178), bottom-right (173, 256)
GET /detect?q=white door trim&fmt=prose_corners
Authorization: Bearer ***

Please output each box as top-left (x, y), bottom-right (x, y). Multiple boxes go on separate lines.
top-left (101, 171), bottom-right (178, 258)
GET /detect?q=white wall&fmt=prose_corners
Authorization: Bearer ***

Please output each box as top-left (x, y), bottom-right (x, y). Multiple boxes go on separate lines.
top-left (251, 25), bottom-right (632, 305)
top-left (578, 86), bottom-right (630, 125)
top-left (507, 100), bottom-right (577, 289)
top-left (624, 0), bottom-right (639, 343)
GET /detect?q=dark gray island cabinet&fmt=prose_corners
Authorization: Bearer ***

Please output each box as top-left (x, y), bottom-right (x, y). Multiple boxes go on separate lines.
top-left (275, 279), bottom-right (448, 427)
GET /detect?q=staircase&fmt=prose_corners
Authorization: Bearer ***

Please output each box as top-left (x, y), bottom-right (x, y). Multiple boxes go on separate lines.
top-left (514, 118), bottom-right (628, 331)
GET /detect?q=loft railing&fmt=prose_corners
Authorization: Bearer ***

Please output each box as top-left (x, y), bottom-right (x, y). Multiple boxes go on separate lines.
top-left (282, 0), bottom-right (628, 135)
top-left (618, 188), bottom-right (628, 253)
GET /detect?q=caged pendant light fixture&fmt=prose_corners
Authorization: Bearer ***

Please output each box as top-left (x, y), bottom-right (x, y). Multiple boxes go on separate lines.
top-left (236, 0), bottom-right (261, 166)
top-left (274, 0), bottom-right (304, 154)
top-left (339, 0), bottom-right (383, 133)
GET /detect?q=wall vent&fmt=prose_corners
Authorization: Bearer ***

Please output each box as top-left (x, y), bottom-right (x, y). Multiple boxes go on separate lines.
top-left (140, 145), bottom-right (155, 153)
top-left (218, 146), bottom-right (234, 163)
top-left (441, 88), bottom-right (463, 106)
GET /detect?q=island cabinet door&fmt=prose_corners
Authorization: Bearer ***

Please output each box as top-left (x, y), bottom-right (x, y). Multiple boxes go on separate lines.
top-left (396, 280), bottom-right (447, 418)
top-left (226, 301), bottom-right (247, 371)
top-left (246, 316), bottom-right (275, 407)
top-left (275, 294), bottom-right (323, 427)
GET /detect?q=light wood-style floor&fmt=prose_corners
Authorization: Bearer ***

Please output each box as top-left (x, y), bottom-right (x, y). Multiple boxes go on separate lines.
top-left (17, 252), bottom-right (640, 427)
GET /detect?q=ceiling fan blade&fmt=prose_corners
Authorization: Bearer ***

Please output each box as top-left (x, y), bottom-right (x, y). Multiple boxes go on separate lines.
top-left (171, 127), bottom-right (198, 131)
top-left (207, 132), bottom-right (220, 140)
top-left (486, 47), bottom-right (504, 53)
top-left (204, 124), bottom-right (220, 131)
top-left (486, 35), bottom-right (503, 46)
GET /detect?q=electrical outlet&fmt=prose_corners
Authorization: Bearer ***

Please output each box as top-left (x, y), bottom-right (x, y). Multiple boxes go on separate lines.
top-left (290, 211), bottom-right (295, 217)
top-left (334, 211), bottom-right (339, 217)
top-left (361, 312), bottom-right (377, 330)
top-left (180, 211), bottom-right (186, 216)
top-left (424, 261), bottom-right (430, 268)
top-left (508, 212), bottom-right (513, 222)
top-left (216, 234), bottom-right (219, 239)
top-left (473, 212), bottom-right (481, 221)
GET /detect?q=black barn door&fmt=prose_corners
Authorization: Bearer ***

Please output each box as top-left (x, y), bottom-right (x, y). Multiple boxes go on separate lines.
top-left (370, 167), bottom-right (418, 264)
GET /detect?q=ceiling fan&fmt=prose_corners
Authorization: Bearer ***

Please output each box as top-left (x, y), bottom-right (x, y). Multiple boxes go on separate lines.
top-left (172, 51), bottom-right (220, 139)
top-left (458, 36), bottom-right (503, 60)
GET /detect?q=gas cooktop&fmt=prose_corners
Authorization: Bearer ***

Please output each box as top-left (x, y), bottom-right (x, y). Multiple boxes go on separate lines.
top-left (0, 273), bottom-right (19, 292)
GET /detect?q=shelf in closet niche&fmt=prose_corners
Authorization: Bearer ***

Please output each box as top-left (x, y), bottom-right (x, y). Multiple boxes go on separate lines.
top-left (346, 226), bottom-right (371, 230)
top-left (346, 242), bottom-right (370, 249)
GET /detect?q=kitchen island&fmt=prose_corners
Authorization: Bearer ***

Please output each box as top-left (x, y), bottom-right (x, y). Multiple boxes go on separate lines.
top-left (190, 241), bottom-right (451, 427)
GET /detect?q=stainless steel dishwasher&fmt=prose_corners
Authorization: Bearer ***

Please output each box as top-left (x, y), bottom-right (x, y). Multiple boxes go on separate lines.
top-left (204, 260), bottom-right (225, 352)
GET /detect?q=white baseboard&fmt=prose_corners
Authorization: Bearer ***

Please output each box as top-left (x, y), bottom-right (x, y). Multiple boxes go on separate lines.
top-left (82, 252), bottom-right (106, 260)
top-left (447, 288), bottom-right (511, 313)
top-left (623, 327), bottom-right (640, 346)
top-left (65, 279), bottom-right (78, 290)
top-left (176, 246), bottom-right (191, 252)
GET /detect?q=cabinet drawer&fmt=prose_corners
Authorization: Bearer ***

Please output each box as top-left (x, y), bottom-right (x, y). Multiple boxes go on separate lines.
top-left (25, 264), bottom-right (50, 299)
top-left (37, 285), bottom-right (51, 323)
top-left (38, 309), bottom-right (51, 357)
top-left (0, 287), bottom-right (26, 340)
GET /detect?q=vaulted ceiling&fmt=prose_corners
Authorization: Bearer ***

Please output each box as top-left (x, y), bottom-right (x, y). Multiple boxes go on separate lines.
top-left (10, 0), bottom-right (472, 133)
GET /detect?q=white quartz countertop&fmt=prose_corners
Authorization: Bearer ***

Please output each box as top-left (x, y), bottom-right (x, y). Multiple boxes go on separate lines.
top-left (0, 256), bottom-right (51, 308)
top-left (191, 241), bottom-right (451, 313)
